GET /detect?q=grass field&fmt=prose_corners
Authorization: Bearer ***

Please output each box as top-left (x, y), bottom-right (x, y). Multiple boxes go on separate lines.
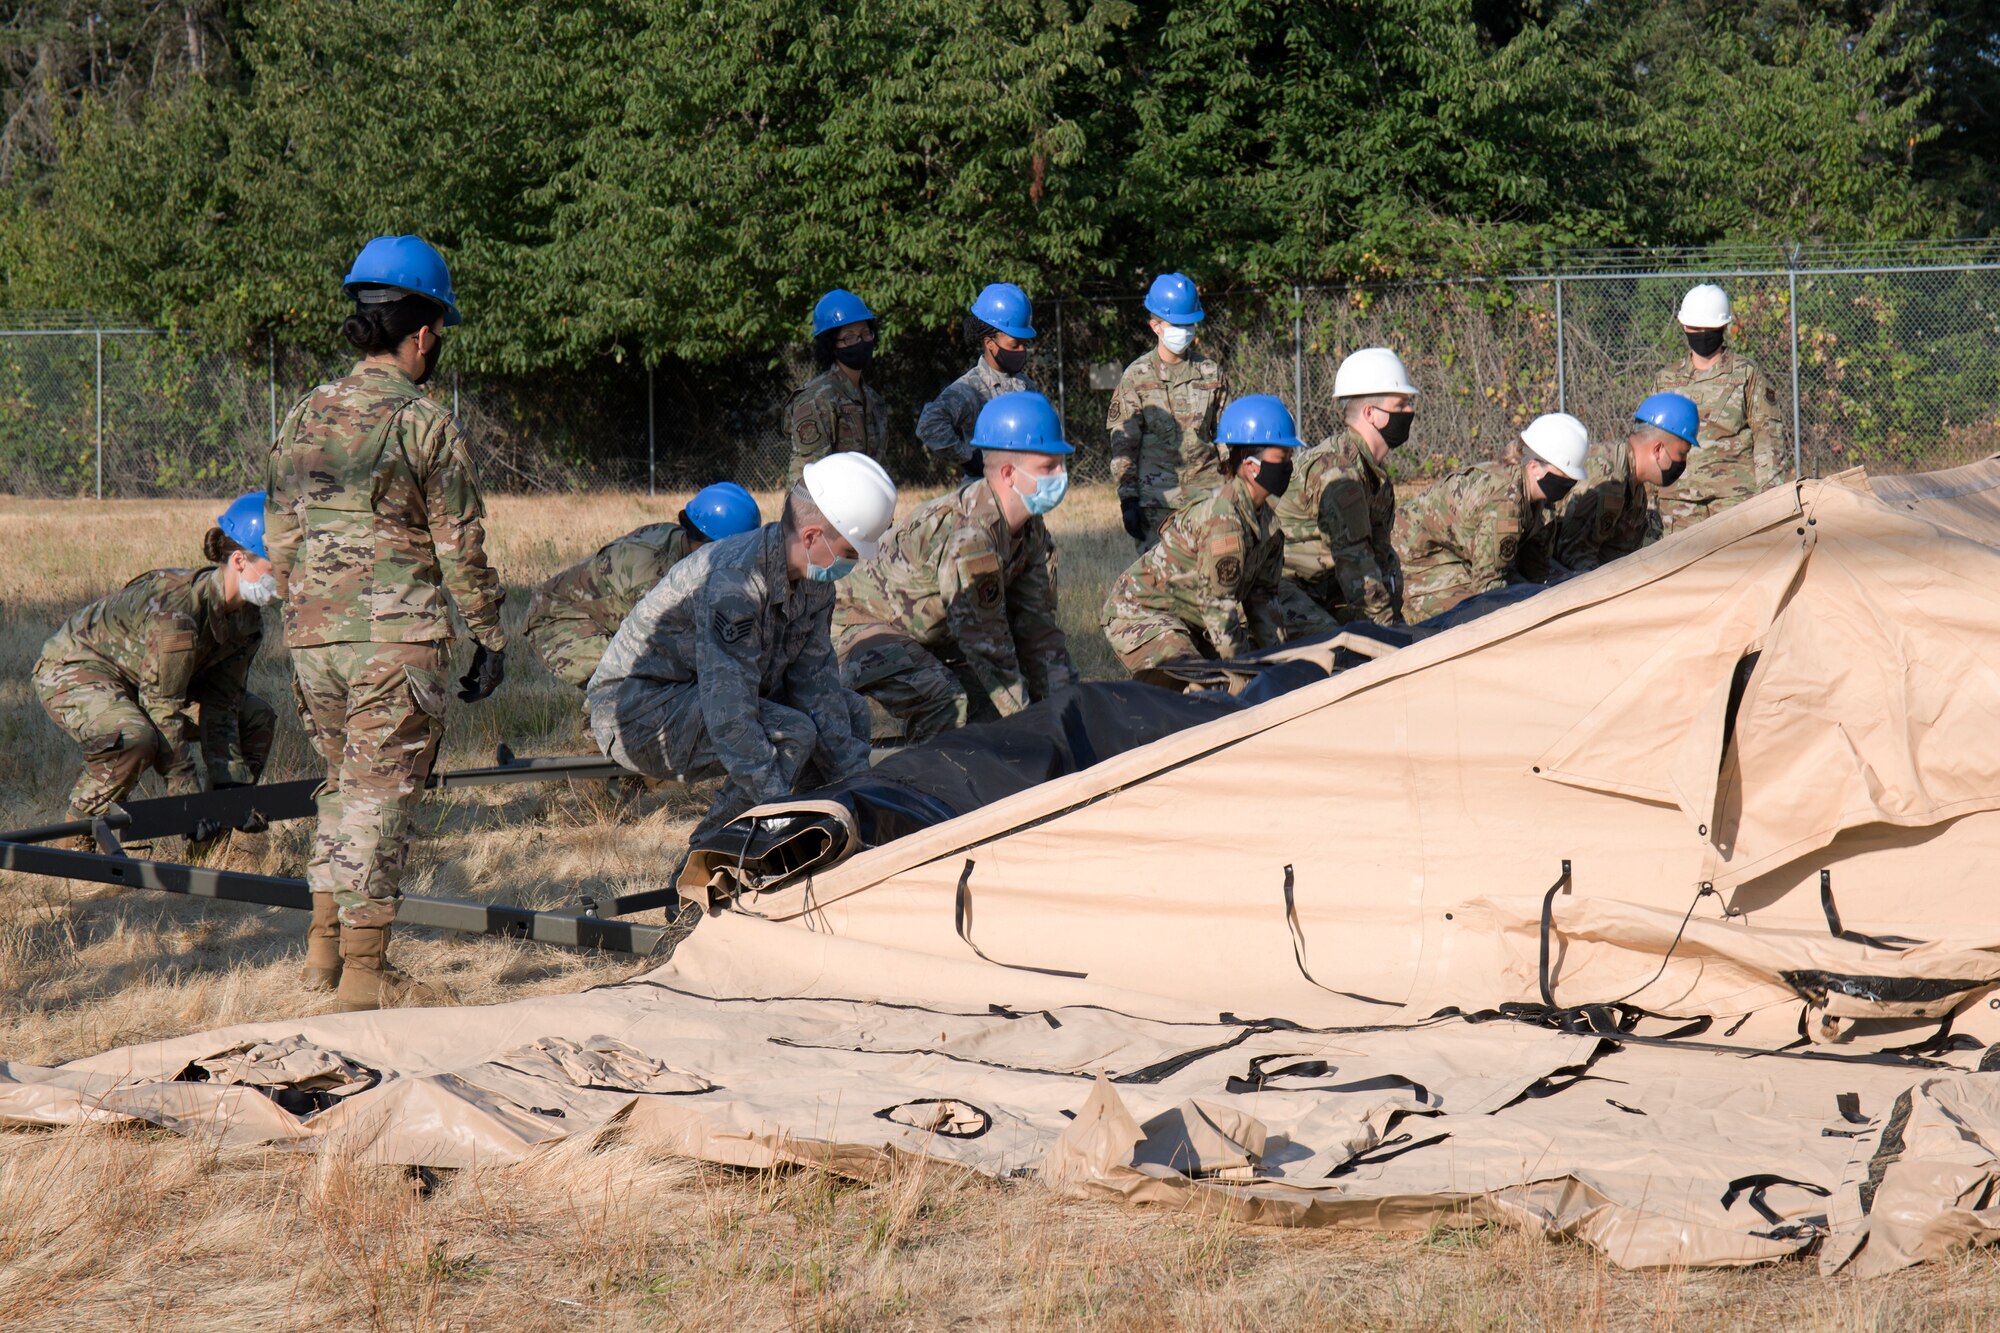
top-left (0, 486), bottom-right (1994, 1329)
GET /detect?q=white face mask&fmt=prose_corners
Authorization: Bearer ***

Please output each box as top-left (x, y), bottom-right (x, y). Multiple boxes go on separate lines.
top-left (240, 573), bottom-right (280, 606)
top-left (1160, 324), bottom-right (1198, 356)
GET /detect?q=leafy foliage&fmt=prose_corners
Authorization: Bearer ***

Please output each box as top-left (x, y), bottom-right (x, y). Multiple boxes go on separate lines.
top-left (0, 0), bottom-right (1980, 372)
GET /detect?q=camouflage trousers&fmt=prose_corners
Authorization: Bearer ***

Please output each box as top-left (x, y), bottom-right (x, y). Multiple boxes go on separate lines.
top-left (1108, 622), bottom-right (1212, 692)
top-left (35, 669), bottom-right (276, 817)
top-left (1269, 577), bottom-right (1343, 639)
top-left (837, 631), bottom-right (1005, 744)
top-left (524, 611), bottom-right (612, 691)
top-left (291, 641), bottom-right (448, 928)
top-left (594, 677), bottom-right (872, 842)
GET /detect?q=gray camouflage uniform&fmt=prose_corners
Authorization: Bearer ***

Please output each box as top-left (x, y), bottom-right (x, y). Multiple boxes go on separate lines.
top-left (915, 359), bottom-right (1037, 472)
top-left (586, 523), bottom-right (873, 841)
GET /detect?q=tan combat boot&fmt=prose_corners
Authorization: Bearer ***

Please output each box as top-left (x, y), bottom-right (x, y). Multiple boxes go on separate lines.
top-left (303, 894), bottom-right (343, 991)
top-left (333, 925), bottom-right (454, 1012)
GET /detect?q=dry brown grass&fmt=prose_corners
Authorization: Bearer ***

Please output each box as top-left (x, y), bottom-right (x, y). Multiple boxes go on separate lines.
top-left (1, 488), bottom-right (1996, 1328)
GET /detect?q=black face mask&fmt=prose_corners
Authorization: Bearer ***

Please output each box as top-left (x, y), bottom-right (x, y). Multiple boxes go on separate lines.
top-left (1685, 327), bottom-right (1725, 358)
top-left (992, 346), bottom-right (1030, 375)
top-left (1376, 409), bottom-right (1415, 449)
top-left (416, 331), bottom-right (442, 385)
top-left (835, 340), bottom-right (876, 370)
top-left (1535, 468), bottom-right (1577, 503)
top-left (1658, 455), bottom-right (1688, 487)
top-left (1252, 457), bottom-right (1294, 499)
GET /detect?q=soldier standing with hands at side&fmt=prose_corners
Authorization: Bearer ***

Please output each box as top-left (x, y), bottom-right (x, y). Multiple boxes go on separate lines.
top-left (266, 235), bottom-right (507, 1012)
top-left (786, 289), bottom-right (890, 485)
top-left (1106, 273), bottom-right (1231, 551)
top-left (917, 283), bottom-right (1040, 479)
top-left (1653, 283), bottom-right (1786, 532)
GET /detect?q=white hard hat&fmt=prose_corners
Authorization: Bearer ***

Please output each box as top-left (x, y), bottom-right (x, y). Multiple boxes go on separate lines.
top-left (801, 453), bottom-right (898, 560)
top-left (1677, 283), bottom-right (1732, 328)
top-left (1332, 347), bottom-right (1418, 399)
top-left (1520, 413), bottom-right (1589, 481)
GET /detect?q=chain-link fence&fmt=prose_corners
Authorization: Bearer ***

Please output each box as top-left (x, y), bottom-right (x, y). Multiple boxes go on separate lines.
top-left (6, 242), bottom-right (1998, 497)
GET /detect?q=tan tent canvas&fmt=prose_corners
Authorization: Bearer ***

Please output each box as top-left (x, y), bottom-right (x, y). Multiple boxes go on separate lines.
top-left (13, 462), bottom-right (2000, 1276)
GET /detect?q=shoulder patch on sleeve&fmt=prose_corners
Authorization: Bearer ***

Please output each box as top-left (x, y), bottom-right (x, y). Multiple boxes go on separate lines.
top-left (1213, 555), bottom-right (1243, 590)
top-left (958, 550), bottom-right (1002, 578)
top-left (158, 631), bottom-right (197, 653)
top-left (1209, 531), bottom-right (1244, 559)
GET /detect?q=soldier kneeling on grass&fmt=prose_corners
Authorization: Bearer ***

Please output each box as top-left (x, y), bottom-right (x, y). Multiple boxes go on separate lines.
top-left (586, 454), bottom-right (896, 845)
top-left (1100, 395), bottom-right (1302, 689)
top-left (524, 483), bottom-right (763, 690)
top-left (834, 391), bottom-right (1080, 743)
top-left (34, 490), bottom-right (278, 852)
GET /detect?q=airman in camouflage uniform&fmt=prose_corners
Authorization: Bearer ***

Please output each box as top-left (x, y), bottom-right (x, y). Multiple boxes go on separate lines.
top-left (1394, 461), bottom-right (1564, 623)
top-left (919, 283), bottom-right (1040, 477)
top-left (35, 567), bottom-right (275, 822)
top-left (786, 366), bottom-right (889, 485)
top-left (588, 520), bottom-right (874, 843)
top-left (1102, 476), bottom-right (1287, 684)
top-left (1106, 349), bottom-right (1231, 550)
top-left (835, 478), bottom-right (1077, 742)
top-left (917, 358), bottom-right (1037, 476)
top-left (1652, 352), bottom-right (1784, 532)
top-left (1272, 427), bottom-right (1401, 627)
top-left (268, 349), bottom-right (505, 1007)
top-left (525, 522), bottom-right (695, 689)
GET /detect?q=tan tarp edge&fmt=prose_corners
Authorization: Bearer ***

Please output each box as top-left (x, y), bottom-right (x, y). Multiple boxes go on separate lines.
top-left (14, 465), bottom-right (2000, 1273)
top-left (5, 913), bottom-right (1983, 1270)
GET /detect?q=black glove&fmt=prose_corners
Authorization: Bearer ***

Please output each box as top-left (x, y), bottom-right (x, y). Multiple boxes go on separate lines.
top-left (458, 644), bottom-right (506, 703)
top-left (190, 816), bottom-right (227, 844)
top-left (236, 810), bottom-right (270, 835)
top-left (1120, 495), bottom-right (1147, 542)
top-left (958, 450), bottom-right (984, 480)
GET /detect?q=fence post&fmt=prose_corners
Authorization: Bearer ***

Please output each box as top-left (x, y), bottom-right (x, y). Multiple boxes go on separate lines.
top-left (1787, 250), bottom-right (1802, 480)
top-left (94, 329), bottom-right (103, 500)
top-left (647, 362), bottom-right (656, 496)
top-left (267, 328), bottom-right (277, 443)
top-left (1053, 299), bottom-right (1066, 429)
top-left (1554, 279), bottom-right (1566, 414)
top-left (1291, 285), bottom-right (1304, 412)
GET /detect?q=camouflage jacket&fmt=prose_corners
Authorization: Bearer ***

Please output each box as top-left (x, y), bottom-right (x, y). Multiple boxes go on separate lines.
top-left (915, 358), bottom-right (1037, 467)
top-left (586, 523), bottom-right (868, 802)
top-left (1557, 437), bottom-right (1650, 574)
top-left (1272, 428), bottom-right (1400, 624)
top-left (266, 361), bottom-right (506, 650)
top-left (834, 480), bottom-right (1076, 715)
top-left (1105, 348), bottom-right (1231, 510)
top-left (34, 567), bottom-right (264, 785)
top-left (1394, 461), bottom-right (1559, 622)
top-left (786, 366), bottom-right (890, 486)
top-left (1652, 350), bottom-right (1784, 507)
top-left (1101, 476), bottom-right (1285, 658)
top-left (525, 522), bottom-right (692, 643)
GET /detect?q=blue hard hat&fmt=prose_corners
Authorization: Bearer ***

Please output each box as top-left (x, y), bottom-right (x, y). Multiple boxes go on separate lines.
top-left (970, 391), bottom-right (1072, 456)
top-left (343, 235), bottom-right (462, 327)
top-left (1143, 272), bottom-right (1204, 325)
top-left (811, 289), bottom-right (876, 338)
top-left (968, 283), bottom-right (1036, 341)
top-left (683, 482), bottom-right (763, 541)
top-left (1215, 395), bottom-right (1303, 450)
top-left (1634, 391), bottom-right (1701, 448)
top-left (217, 491), bottom-right (269, 560)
